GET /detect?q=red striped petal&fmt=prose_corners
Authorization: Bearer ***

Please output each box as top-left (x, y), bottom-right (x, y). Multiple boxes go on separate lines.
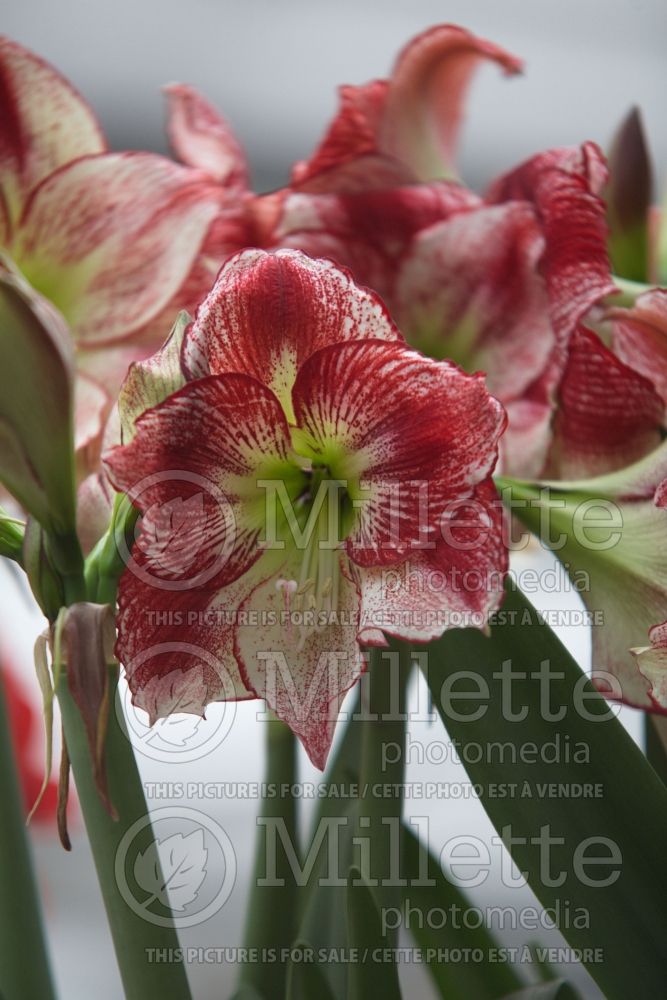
top-left (291, 339), bottom-right (505, 566)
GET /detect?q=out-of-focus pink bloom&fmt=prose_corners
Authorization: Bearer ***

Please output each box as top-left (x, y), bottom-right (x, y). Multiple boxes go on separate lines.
top-left (0, 37), bottom-right (227, 544)
top-left (607, 288), bottom-right (667, 409)
top-left (290, 23), bottom-right (522, 192)
top-left (1, 654), bottom-right (57, 822)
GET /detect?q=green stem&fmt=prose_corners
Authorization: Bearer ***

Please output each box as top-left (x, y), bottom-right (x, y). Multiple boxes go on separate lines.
top-left (356, 641), bottom-right (411, 944)
top-left (0, 671), bottom-right (56, 1000)
top-left (239, 715), bottom-right (299, 999)
top-left (56, 672), bottom-right (192, 1000)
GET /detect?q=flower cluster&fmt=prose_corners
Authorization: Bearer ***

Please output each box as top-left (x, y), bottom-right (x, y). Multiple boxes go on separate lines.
top-left (2, 23), bottom-right (667, 765)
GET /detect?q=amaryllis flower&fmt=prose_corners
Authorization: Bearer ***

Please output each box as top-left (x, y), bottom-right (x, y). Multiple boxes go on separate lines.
top-left (104, 250), bottom-right (507, 768)
top-left (276, 143), bottom-right (624, 479)
top-left (0, 37), bottom-right (225, 480)
top-left (290, 23), bottom-right (522, 192)
top-left (504, 441), bottom-right (667, 714)
top-left (158, 23), bottom-right (523, 300)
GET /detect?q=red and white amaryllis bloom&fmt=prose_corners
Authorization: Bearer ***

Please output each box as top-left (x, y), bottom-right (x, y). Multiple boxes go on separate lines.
top-left (0, 37), bottom-right (225, 475)
top-left (105, 250), bottom-right (507, 768)
top-left (276, 144), bottom-right (624, 479)
top-left (290, 23), bottom-right (522, 192)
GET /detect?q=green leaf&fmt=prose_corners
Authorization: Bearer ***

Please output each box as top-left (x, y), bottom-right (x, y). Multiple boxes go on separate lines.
top-left (292, 685), bottom-right (365, 997)
top-left (402, 823), bottom-right (522, 999)
top-left (422, 583), bottom-right (667, 1000)
top-left (501, 982), bottom-right (580, 1000)
top-left (346, 867), bottom-right (401, 1000)
top-left (238, 719), bottom-right (299, 1000)
top-left (285, 941), bottom-right (335, 1000)
top-left (228, 987), bottom-right (264, 1000)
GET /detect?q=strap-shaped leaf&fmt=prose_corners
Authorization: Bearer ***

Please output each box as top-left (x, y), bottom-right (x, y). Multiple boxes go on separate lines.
top-left (402, 823), bottom-right (522, 998)
top-left (346, 867), bottom-right (401, 1000)
top-left (285, 940), bottom-right (335, 1000)
top-left (422, 583), bottom-right (667, 1000)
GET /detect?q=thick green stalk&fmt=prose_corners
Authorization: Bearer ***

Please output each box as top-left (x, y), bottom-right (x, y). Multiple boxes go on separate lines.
top-left (355, 641), bottom-right (412, 943)
top-left (239, 716), bottom-right (299, 999)
top-left (57, 672), bottom-right (192, 1000)
top-left (0, 671), bottom-right (56, 1000)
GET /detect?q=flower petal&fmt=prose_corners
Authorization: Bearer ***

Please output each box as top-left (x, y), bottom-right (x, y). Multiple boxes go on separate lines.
top-left (15, 152), bottom-right (223, 345)
top-left (487, 144), bottom-right (616, 343)
top-left (381, 24), bottom-right (523, 181)
top-left (290, 81), bottom-right (406, 193)
top-left (0, 36), bottom-right (105, 230)
top-left (355, 478), bottom-right (507, 642)
top-left (105, 373), bottom-right (293, 590)
top-left (546, 327), bottom-right (663, 478)
top-left (291, 339), bottom-right (505, 566)
top-left (583, 498), bottom-right (667, 711)
top-left (508, 475), bottom-right (667, 712)
top-left (117, 311), bottom-right (190, 443)
top-left (164, 83), bottom-right (249, 190)
top-left (77, 470), bottom-right (115, 556)
top-left (631, 621), bottom-right (667, 713)
top-left (274, 182), bottom-right (480, 305)
top-left (609, 288), bottom-right (667, 406)
top-left (234, 554), bottom-right (365, 769)
top-left (396, 201), bottom-right (554, 401)
top-left (181, 249), bottom-right (402, 417)
top-left (291, 25), bottom-right (522, 190)
top-left (116, 564), bottom-right (255, 723)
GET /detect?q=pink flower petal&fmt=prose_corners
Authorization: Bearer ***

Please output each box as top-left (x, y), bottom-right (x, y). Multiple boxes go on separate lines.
top-left (15, 152), bottom-right (224, 345)
top-left (381, 24), bottom-right (523, 181)
top-left (487, 144), bottom-right (616, 344)
top-left (290, 81), bottom-right (401, 192)
top-left (74, 371), bottom-right (110, 454)
top-left (609, 288), bottom-right (667, 406)
top-left (77, 470), bottom-right (115, 556)
top-left (0, 36), bottom-right (105, 230)
top-left (164, 83), bottom-right (249, 190)
top-left (632, 620), bottom-right (667, 713)
top-left (292, 25), bottom-right (522, 190)
top-left (546, 327), bottom-right (663, 478)
top-left (396, 201), bottom-right (554, 401)
top-left (274, 181), bottom-right (479, 304)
